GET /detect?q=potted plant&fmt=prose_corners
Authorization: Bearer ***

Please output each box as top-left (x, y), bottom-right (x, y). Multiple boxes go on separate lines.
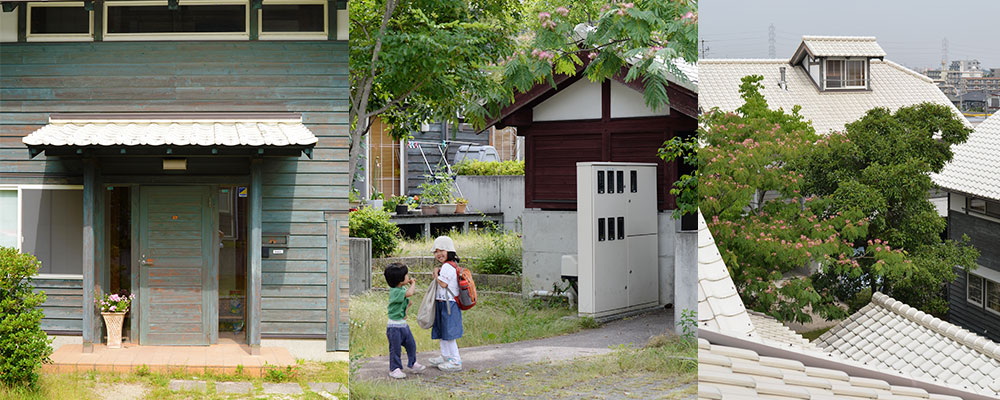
top-left (368, 192), bottom-right (384, 211)
top-left (348, 189), bottom-right (361, 211)
top-left (388, 195), bottom-right (409, 215)
top-left (455, 197), bottom-right (468, 214)
top-left (419, 175), bottom-right (454, 215)
top-left (97, 291), bottom-right (134, 349)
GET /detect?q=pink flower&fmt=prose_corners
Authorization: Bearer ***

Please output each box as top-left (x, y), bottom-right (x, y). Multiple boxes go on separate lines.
top-left (110, 305), bottom-right (116, 312)
top-left (682, 11), bottom-right (694, 20)
top-left (556, 6), bottom-right (569, 16)
top-left (538, 12), bottom-right (551, 21)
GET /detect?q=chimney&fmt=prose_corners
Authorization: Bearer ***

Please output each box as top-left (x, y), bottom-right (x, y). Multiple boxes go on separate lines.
top-left (779, 67), bottom-right (787, 90)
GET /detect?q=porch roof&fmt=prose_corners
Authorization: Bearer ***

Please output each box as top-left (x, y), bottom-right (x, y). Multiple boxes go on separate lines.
top-left (23, 113), bottom-right (318, 148)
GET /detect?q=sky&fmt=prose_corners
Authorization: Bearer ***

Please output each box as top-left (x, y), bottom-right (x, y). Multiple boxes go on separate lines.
top-left (699, 0), bottom-right (1000, 70)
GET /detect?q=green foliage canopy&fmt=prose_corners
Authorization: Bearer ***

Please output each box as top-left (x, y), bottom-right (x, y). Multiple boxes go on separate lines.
top-left (0, 248), bottom-right (52, 389)
top-left (349, 207), bottom-right (401, 258)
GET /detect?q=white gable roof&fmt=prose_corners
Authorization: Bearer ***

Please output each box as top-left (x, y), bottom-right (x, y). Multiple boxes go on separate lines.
top-left (798, 36), bottom-right (887, 58)
top-left (699, 58), bottom-right (966, 134)
top-left (933, 111), bottom-right (1000, 200)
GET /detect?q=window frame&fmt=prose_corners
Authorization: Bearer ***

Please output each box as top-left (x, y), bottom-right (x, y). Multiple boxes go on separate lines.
top-left (25, 1), bottom-right (95, 42)
top-left (103, 0), bottom-right (251, 41)
top-left (987, 279), bottom-right (1000, 317)
top-left (0, 185), bottom-right (85, 278)
top-left (967, 196), bottom-right (1000, 219)
top-left (824, 58), bottom-right (867, 90)
top-left (968, 271), bottom-right (985, 307)
top-left (257, 0), bottom-right (328, 41)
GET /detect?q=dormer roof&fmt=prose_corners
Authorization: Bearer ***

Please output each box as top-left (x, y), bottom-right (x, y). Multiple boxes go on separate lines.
top-left (790, 36), bottom-right (887, 65)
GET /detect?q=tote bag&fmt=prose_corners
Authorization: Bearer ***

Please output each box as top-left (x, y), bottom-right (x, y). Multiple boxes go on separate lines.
top-left (416, 278), bottom-right (437, 329)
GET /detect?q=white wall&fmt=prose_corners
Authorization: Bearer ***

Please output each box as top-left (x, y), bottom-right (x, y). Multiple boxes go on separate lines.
top-left (336, 9), bottom-right (348, 41)
top-left (610, 79), bottom-right (669, 118)
top-left (533, 78), bottom-right (602, 122)
top-left (0, 10), bottom-right (17, 42)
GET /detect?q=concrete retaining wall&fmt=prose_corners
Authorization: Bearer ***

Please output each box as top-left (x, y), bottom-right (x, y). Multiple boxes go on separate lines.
top-left (349, 238), bottom-right (372, 296)
top-left (455, 175), bottom-right (525, 231)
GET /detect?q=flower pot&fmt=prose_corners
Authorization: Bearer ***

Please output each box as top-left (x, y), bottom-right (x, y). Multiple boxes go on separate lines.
top-left (422, 205), bottom-right (438, 215)
top-left (102, 312), bottom-right (126, 349)
top-left (438, 204), bottom-right (457, 214)
top-left (395, 204), bottom-right (409, 215)
top-left (455, 203), bottom-right (467, 214)
top-left (368, 199), bottom-right (383, 210)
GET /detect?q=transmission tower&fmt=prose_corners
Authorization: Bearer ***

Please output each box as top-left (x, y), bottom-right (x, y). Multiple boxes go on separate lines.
top-left (768, 24), bottom-right (776, 58)
top-left (700, 39), bottom-right (710, 58)
top-left (941, 37), bottom-right (949, 70)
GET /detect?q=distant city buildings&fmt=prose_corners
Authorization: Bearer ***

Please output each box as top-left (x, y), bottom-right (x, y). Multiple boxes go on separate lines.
top-left (923, 59), bottom-right (998, 112)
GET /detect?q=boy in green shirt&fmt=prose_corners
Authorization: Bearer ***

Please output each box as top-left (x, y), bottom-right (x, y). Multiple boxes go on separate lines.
top-left (384, 263), bottom-right (425, 378)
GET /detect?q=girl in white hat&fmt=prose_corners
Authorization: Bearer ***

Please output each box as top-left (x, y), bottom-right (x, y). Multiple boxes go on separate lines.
top-left (428, 235), bottom-right (464, 371)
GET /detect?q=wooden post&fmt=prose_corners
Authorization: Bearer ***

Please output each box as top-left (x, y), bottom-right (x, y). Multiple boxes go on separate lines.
top-left (247, 159), bottom-right (263, 355)
top-left (326, 213), bottom-right (347, 351)
top-left (82, 159), bottom-right (96, 352)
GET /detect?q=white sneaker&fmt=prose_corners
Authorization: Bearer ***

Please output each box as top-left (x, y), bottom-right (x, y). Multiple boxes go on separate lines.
top-left (406, 362), bottom-right (426, 373)
top-left (427, 356), bottom-right (446, 366)
top-left (388, 368), bottom-right (406, 379)
top-left (437, 360), bottom-right (462, 372)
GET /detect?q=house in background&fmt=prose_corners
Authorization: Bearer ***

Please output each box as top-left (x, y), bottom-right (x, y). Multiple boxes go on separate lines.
top-left (0, 0), bottom-right (350, 356)
top-left (933, 111), bottom-right (1000, 344)
top-left (486, 56), bottom-right (699, 326)
top-left (700, 36), bottom-right (965, 135)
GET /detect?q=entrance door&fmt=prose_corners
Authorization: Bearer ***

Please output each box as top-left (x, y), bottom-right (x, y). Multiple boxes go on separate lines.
top-left (138, 186), bottom-right (215, 345)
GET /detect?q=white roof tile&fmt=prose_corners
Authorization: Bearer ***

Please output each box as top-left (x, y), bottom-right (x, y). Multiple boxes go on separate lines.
top-left (698, 59), bottom-right (966, 135)
top-left (932, 111), bottom-right (1000, 200)
top-left (697, 211), bottom-right (756, 337)
top-left (815, 292), bottom-right (1000, 396)
top-left (800, 36), bottom-right (887, 58)
top-left (23, 117), bottom-right (318, 147)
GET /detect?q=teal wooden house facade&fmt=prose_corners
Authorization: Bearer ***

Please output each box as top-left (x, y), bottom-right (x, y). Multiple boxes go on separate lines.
top-left (0, 0), bottom-right (349, 353)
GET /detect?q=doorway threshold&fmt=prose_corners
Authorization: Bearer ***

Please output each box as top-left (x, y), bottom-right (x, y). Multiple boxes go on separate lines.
top-left (44, 343), bottom-right (295, 376)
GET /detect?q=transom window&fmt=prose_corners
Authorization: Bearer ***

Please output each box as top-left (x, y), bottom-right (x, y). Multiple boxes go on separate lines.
top-left (968, 197), bottom-right (1000, 219)
top-left (258, 0), bottom-right (328, 40)
top-left (988, 280), bottom-right (1000, 316)
top-left (104, 0), bottom-right (250, 40)
top-left (825, 59), bottom-right (866, 89)
top-left (968, 272), bottom-right (984, 307)
top-left (26, 2), bottom-right (94, 42)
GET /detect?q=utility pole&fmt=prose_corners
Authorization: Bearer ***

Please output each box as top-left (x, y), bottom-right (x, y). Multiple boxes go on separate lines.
top-left (700, 39), bottom-right (710, 58)
top-left (768, 23), bottom-right (776, 58)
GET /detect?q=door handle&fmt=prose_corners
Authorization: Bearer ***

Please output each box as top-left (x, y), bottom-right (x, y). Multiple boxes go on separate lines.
top-left (139, 254), bottom-right (153, 266)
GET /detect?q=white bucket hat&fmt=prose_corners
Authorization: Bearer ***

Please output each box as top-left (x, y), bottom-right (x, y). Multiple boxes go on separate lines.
top-left (432, 236), bottom-right (456, 253)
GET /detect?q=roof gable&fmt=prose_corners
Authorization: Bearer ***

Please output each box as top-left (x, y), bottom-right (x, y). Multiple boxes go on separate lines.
top-left (790, 36), bottom-right (887, 65)
top-left (933, 111), bottom-right (1000, 200)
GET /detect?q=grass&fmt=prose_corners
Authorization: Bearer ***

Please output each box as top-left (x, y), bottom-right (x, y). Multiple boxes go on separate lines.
top-left (800, 326), bottom-right (833, 341)
top-left (349, 291), bottom-right (585, 359)
top-left (393, 228), bottom-right (506, 259)
top-left (350, 335), bottom-right (697, 399)
top-left (0, 361), bottom-right (347, 400)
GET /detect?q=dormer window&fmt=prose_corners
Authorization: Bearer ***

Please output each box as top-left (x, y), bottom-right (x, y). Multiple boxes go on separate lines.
top-left (825, 58), bottom-right (866, 89)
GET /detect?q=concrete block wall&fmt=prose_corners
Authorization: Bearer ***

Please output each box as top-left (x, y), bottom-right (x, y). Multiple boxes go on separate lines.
top-left (455, 175), bottom-right (525, 231)
top-left (349, 238), bottom-right (372, 296)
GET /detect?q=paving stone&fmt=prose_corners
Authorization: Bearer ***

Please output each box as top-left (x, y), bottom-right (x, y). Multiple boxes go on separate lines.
top-left (308, 382), bottom-right (347, 393)
top-left (216, 381), bottom-right (253, 394)
top-left (262, 383), bottom-right (303, 394)
top-left (168, 379), bottom-right (206, 391)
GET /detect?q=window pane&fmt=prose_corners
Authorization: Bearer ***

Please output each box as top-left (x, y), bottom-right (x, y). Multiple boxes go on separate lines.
top-left (261, 4), bottom-right (324, 32)
top-left (968, 273), bottom-right (984, 304)
top-left (21, 189), bottom-right (83, 275)
top-left (846, 60), bottom-right (865, 87)
top-left (988, 280), bottom-right (1000, 314)
top-left (0, 191), bottom-right (16, 248)
top-left (826, 60), bottom-right (843, 88)
top-left (107, 5), bottom-right (246, 33)
top-left (970, 198), bottom-right (986, 213)
top-left (986, 200), bottom-right (1000, 218)
top-left (30, 6), bottom-right (90, 34)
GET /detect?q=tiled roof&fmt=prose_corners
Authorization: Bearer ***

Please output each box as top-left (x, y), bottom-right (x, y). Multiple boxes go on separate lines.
top-left (933, 111), bottom-right (1000, 200)
top-left (23, 115), bottom-right (318, 147)
top-left (799, 36), bottom-right (887, 58)
top-left (698, 58), bottom-right (967, 134)
top-left (815, 292), bottom-right (1000, 396)
top-left (698, 338), bottom-right (965, 400)
top-left (697, 212), bottom-right (755, 336)
top-left (746, 311), bottom-right (820, 351)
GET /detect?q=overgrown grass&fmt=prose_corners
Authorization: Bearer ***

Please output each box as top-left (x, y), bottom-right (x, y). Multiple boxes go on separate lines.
top-left (800, 326), bottom-right (833, 341)
top-left (391, 228), bottom-right (522, 275)
top-left (0, 361), bottom-right (347, 400)
top-left (349, 335), bottom-right (696, 399)
top-left (349, 291), bottom-right (585, 359)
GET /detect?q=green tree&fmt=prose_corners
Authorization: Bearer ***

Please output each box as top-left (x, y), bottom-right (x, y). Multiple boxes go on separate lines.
top-left (0, 248), bottom-right (53, 389)
top-left (803, 103), bottom-right (978, 316)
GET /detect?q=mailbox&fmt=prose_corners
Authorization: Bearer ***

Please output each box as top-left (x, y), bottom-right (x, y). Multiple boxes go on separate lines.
top-left (262, 233), bottom-right (289, 258)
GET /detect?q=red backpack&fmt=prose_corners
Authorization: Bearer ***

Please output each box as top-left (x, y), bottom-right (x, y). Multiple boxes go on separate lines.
top-left (445, 261), bottom-right (477, 310)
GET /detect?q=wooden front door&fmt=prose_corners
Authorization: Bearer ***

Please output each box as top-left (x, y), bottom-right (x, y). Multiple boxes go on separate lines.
top-left (138, 186), bottom-right (215, 345)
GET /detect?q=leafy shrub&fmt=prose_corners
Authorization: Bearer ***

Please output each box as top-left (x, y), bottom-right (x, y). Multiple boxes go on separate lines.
top-left (418, 175), bottom-right (455, 204)
top-left (455, 160), bottom-right (524, 176)
top-left (0, 247), bottom-right (52, 389)
top-left (349, 206), bottom-right (400, 258)
top-left (475, 231), bottom-right (522, 275)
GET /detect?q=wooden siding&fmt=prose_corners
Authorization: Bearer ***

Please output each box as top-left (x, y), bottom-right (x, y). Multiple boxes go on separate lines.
top-left (946, 211), bottom-right (1000, 343)
top-left (1, 41), bottom-right (349, 348)
top-left (32, 277), bottom-right (84, 333)
top-left (405, 121), bottom-right (489, 195)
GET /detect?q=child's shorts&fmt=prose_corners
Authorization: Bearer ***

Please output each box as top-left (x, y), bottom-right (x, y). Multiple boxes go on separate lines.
top-left (431, 300), bottom-right (463, 340)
